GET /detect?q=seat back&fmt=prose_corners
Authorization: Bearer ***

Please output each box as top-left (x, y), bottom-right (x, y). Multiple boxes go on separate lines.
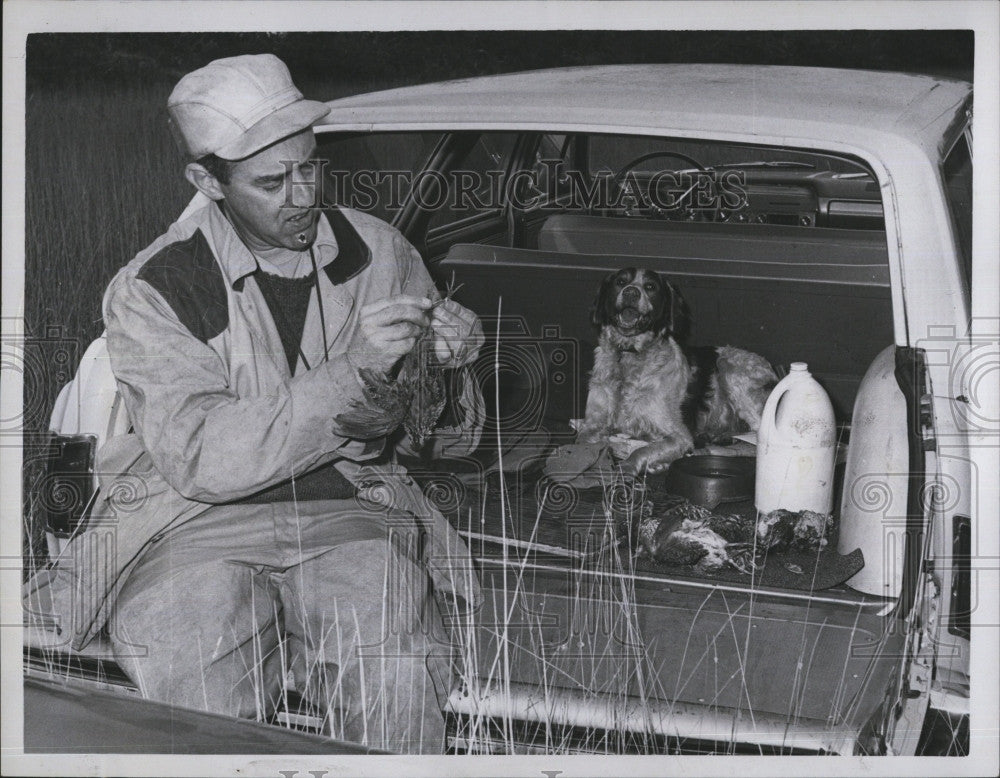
top-left (42, 334), bottom-right (128, 554)
top-left (436, 234), bottom-right (893, 425)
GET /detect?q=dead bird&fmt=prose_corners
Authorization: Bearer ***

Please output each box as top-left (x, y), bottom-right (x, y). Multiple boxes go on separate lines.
top-left (655, 518), bottom-right (735, 571)
top-left (791, 509), bottom-right (833, 551)
top-left (755, 509), bottom-right (798, 552)
top-left (648, 501), bottom-right (758, 573)
top-left (350, 331), bottom-right (447, 450)
top-left (336, 276), bottom-right (464, 447)
top-left (395, 278), bottom-right (463, 449)
top-left (644, 502), bottom-right (833, 575)
top-left (756, 508), bottom-right (832, 552)
top-left (399, 332), bottom-right (447, 449)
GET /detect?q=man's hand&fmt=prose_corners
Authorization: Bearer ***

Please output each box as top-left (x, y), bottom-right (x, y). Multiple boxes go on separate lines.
top-left (351, 294), bottom-right (432, 375)
top-left (429, 298), bottom-right (484, 367)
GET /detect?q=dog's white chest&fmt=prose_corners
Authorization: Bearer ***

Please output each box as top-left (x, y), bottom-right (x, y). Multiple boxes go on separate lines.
top-left (610, 343), bottom-right (689, 439)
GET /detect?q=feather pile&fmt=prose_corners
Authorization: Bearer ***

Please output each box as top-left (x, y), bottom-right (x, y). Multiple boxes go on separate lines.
top-left (636, 499), bottom-right (834, 574)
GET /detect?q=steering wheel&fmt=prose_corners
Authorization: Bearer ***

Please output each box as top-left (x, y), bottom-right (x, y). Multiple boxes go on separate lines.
top-left (610, 150), bottom-right (713, 219)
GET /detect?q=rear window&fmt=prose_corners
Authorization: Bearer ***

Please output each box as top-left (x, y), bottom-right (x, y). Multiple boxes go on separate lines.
top-left (534, 133), bottom-right (883, 230)
top-left (313, 131), bottom-right (441, 224)
top-left (587, 135), bottom-right (872, 177)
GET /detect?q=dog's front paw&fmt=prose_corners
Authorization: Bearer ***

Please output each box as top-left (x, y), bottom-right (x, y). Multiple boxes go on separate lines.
top-left (623, 444), bottom-right (670, 475)
top-left (574, 423), bottom-right (610, 444)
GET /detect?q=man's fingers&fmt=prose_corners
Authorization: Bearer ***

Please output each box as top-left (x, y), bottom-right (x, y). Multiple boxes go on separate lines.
top-left (378, 322), bottom-right (424, 342)
top-left (431, 307), bottom-right (461, 329)
top-left (362, 295), bottom-right (432, 316)
top-left (432, 298), bottom-right (475, 325)
top-left (431, 306), bottom-right (475, 338)
top-left (365, 304), bottom-right (431, 329)
top-left (431, 297), bottom-right (459, 315)
top-left (356, 294), bottom-right (480, 370)
top-left (375, 338), bottom-right (418, 357)
top-left (434, 339), bottom-right (453, 363)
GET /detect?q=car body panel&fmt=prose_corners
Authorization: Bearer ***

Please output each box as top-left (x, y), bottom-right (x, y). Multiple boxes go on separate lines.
top-left (319, 65), bottom-right (968, 158)
top-left (24, 676), bottom-right (379, 754)
top-left (472, 563), bottom-right (902, 728)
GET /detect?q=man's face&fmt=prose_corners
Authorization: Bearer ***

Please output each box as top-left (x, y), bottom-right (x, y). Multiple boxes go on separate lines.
top-left (217, 129), bottom-right (320, 252)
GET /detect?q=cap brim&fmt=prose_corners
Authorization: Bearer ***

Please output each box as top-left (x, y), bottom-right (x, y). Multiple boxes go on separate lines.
top-left (214, 99), bottom-right (331, 160)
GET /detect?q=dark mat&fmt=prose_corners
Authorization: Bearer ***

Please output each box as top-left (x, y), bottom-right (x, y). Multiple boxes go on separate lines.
top-left (627, 492), bottom-right (865, 591)
top-left (633, 533), bottom-right (866, 591)
top-left (418, 466), bottom-right (865, 591)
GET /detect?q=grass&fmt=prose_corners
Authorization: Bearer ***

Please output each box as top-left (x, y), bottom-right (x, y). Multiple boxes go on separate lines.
top-left (429, 472), bottom-right (876, 755)
top-left (20, 404), bottom-right (919, 755)
top-left (403, 316), bottom-right (875, 754)
top-left (20, 279), bottom-right (885, 755)
top-left (25, 74), bottom-right (190, 369)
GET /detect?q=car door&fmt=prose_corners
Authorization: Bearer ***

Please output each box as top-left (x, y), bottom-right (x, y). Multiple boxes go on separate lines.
top-left (880, 125), bottom-right (975, 756)
top-left (399, 132), bottom-right (520, 261)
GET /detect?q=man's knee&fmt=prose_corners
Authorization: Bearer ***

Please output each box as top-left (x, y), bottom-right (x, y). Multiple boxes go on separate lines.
top-left (110, 626), bottom-right (283, 719)
top-left (109, 558), bottom-right (282, 718)
top-left (291, 536), bottom-right (439, 648)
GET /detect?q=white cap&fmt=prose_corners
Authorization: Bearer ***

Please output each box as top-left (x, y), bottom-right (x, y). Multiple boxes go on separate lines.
top-left (167, 54), bottom-right (330, 161)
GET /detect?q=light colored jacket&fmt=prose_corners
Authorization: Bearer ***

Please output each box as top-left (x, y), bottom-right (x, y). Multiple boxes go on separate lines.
top-left (26, 202), bottom-right (483, 650)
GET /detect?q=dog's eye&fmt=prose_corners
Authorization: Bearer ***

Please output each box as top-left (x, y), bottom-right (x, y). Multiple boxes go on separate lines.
top-left (615, 278), bottom-right (627, 287)
top-left (644, 282), bottom-right (656, 291)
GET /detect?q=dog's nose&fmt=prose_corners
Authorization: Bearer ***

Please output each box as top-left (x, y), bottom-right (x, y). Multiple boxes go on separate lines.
top-left (621, 285), bottom-right (640, 304)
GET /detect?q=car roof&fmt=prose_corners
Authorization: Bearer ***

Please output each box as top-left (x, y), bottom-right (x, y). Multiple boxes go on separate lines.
top-left (319, 64), bottom-right (971, 159)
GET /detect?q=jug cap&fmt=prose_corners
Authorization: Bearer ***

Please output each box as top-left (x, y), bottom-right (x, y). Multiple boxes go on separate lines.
top-left (790, 362), bottom-right (809, 372)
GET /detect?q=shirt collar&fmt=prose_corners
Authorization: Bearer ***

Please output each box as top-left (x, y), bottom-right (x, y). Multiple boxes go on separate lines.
top-left (204, 203), bottom-right (371, 290)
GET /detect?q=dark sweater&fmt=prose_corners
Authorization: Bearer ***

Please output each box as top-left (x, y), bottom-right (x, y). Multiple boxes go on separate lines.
top-left (239, 268), bottom-right (358, 503)
top-left (253, 269), bottom-right (316, 373)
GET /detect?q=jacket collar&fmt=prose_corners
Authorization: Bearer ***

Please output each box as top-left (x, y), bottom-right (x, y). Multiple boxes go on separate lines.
top-left (322, 208), bottom-right (372, 285)
top-left (205, 204), bottom-right (372, 291)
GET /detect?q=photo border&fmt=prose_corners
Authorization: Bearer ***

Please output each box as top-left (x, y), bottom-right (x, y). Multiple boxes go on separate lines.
top-left (3, 2), bottom-right (997, 777)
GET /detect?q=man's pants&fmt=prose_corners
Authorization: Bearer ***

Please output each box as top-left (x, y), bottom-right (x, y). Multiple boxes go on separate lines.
top-left (107, 498), bottom-right (451, 754)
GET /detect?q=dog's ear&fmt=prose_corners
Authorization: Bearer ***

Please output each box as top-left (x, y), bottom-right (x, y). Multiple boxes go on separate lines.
top-left (590, 270), bottom-right (618, 328)
top-left (646, 271), bottom-right (673, 334)
top-left (661, 280), bottom-right (692, 342)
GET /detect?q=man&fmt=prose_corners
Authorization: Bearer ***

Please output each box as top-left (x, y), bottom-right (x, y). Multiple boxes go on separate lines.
top-left (28, 54), bottom-right (484, 754)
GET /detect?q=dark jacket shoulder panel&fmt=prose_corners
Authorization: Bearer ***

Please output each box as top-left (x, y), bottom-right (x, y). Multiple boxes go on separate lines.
top-left (136, 229), bottom-right (228, 343)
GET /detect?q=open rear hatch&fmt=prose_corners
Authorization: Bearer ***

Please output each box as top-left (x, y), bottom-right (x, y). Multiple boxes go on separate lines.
top-left (417, 232), bottom-right (931, 754)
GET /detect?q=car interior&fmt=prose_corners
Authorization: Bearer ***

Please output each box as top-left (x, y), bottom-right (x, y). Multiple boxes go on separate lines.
top-left (295, 128), bottom-right (903, 578)
top-left (315, 128), bottom-right (895, 416)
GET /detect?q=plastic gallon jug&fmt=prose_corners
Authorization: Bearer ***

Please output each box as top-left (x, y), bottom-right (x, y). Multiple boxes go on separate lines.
top-left (755, 362), bottom-right (837, 514)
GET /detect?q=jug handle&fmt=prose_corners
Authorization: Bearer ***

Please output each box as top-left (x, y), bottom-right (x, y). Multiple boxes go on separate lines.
top-left (758, 382), bottom-right (790, 444)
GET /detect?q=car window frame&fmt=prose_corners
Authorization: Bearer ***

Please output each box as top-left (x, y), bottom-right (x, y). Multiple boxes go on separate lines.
top-left (311, 129), bottom-right (444, 227)
top-left (941, 126), bottom-right (973, 299)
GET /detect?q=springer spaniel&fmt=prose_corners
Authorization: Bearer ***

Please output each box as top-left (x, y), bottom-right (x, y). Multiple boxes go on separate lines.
top-left (577, 267), bottom-right (777, 474)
